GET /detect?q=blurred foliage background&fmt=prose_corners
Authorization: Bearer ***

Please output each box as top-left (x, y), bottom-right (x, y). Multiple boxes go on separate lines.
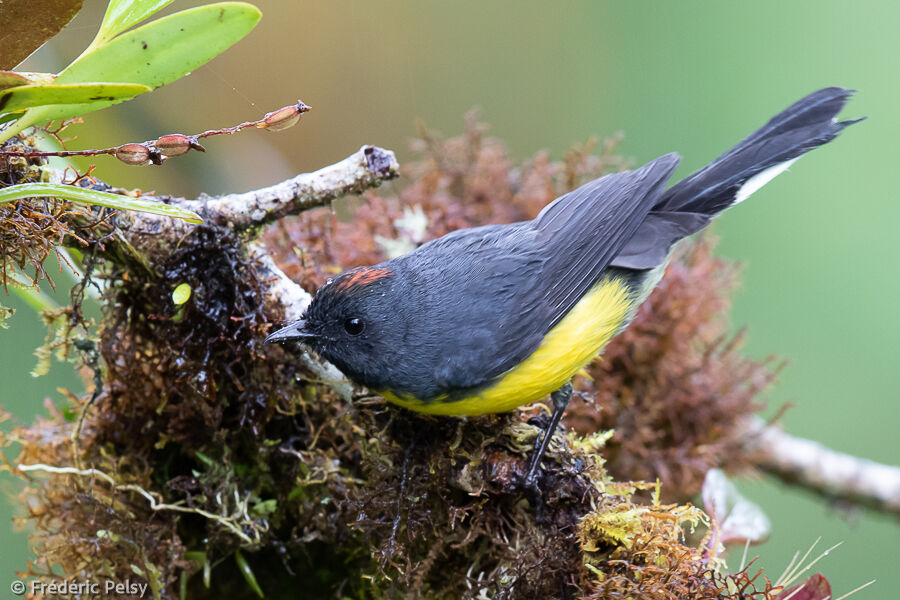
top-left (2, 0), bottom-right (897, 595)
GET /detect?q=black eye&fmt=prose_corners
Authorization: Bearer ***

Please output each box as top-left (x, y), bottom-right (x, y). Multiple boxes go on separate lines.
top-left (343, 317), bottom-right (365, 336)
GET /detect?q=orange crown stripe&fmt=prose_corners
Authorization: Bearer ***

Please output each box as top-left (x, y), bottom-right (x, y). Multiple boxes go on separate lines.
top-left (336, 267), bottom-right (393, 289)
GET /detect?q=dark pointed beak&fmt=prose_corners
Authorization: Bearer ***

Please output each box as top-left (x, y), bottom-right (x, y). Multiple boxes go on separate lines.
top-left (264, 319), bottom-right (316, 344)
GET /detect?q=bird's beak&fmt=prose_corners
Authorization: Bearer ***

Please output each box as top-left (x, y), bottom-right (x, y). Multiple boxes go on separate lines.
top-left (264, 319), bottom-right (316, 344)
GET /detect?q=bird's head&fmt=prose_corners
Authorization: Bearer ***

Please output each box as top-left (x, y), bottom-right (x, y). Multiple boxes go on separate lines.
top-left (264, 265), bottom-right (400, 387)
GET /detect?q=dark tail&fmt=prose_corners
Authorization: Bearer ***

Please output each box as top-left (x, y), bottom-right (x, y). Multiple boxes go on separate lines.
top-left (612, 87), bottom-right (863, 270)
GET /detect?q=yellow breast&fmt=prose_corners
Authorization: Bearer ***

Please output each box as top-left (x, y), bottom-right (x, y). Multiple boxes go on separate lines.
top-left (382, 276), bottom-right (632, 416)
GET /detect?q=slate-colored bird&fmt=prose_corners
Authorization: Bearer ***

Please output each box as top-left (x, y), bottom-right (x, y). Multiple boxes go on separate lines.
top-left (266, 87), bottom-right (861, 484)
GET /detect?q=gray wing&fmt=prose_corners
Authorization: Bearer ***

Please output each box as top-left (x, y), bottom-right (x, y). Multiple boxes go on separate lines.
top-left (389, 154), bottom-right (681, 400)
top-left (531, 153), bottom-right (680, 330)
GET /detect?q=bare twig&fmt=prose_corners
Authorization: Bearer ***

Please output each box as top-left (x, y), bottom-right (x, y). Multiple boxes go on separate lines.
top-left (0, 101), bottom-right (310, 166)
top-left (741, 416), bottom-right (900, 518)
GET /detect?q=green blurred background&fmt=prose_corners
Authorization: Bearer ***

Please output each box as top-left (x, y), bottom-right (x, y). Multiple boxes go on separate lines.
top-left (2, 0), bottom-right (898, 596)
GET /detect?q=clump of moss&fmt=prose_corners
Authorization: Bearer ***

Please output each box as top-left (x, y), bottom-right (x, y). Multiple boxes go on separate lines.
top-left (2, 401), bottom-right (188, 596)
top-left (342, 407), bottom-right (596, 598)
top-left (0, 136), bottom-right (99, 292)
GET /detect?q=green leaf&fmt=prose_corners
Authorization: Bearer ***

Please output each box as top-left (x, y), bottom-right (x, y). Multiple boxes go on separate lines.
top-left (93, 0), bottom-right (176, 49)
top-left (234, 550), bottom-right (264, 599)
top-left (172, 282), bottom-right (192, 305)
top-left (0, 83), bottom-right (150, 114)
top-left (0, 0), bottom-right (84, 69)
top-left (0, 2), bottom-right (261, 143)
top-left (0, 112), bottom-right (22, 125)
top-left (0, 182), bottom-right (203, 224)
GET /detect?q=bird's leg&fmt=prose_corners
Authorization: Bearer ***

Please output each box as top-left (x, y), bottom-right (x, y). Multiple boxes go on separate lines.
top-left (525, 381), bottom-right (572, 487)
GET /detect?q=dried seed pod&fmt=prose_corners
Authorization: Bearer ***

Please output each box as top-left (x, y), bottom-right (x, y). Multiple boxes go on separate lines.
top-left (260, 101), bottom-right (310, 132)
top-left (114, 143), bottom-right (151, 166)
top-left (155, 134), bottom-right (193, 157)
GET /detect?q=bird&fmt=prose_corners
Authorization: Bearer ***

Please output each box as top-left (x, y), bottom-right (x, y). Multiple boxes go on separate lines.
top-left (265, 87), bottom-right (861, 486)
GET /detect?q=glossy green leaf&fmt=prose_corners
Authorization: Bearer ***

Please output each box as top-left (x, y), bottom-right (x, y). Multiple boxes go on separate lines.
top-left (0, 83), bottom-right (150, 114)
top-left (92, 0), bottom-right (175, 49)
top-left (0, 3), bottom-right (261, 143)
top-left (0, 182), bottom-right (203, 224)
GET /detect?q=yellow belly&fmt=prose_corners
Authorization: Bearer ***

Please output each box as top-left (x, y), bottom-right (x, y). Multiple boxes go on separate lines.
top-left (382, 276), bottom-right (632, 416)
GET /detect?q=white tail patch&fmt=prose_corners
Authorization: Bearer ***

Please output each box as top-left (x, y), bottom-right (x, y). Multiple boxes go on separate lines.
top-left (734, 158), bottom-right (799, 204)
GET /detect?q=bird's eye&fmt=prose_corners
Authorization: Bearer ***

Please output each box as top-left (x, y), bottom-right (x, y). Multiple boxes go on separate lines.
top-left (343, 317), bottom-right (365, 336)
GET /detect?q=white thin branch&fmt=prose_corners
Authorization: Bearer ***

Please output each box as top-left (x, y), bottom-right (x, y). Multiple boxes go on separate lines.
top-left (250, 244), bottom-right (354, 401)
top-left (187, 145), bottom-right (399, 229)
top-left (741, 416), bottom-right (900, 517)
top-left (250, 243), bottom-right (313, 321)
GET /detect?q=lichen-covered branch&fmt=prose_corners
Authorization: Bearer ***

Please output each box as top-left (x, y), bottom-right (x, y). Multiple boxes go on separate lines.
top-left (184, 145), bottom-right (398, 230)
top-left (741, 415), bottom-right (900, 517)
top-left (102, 145), bottom-right (398, 264)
